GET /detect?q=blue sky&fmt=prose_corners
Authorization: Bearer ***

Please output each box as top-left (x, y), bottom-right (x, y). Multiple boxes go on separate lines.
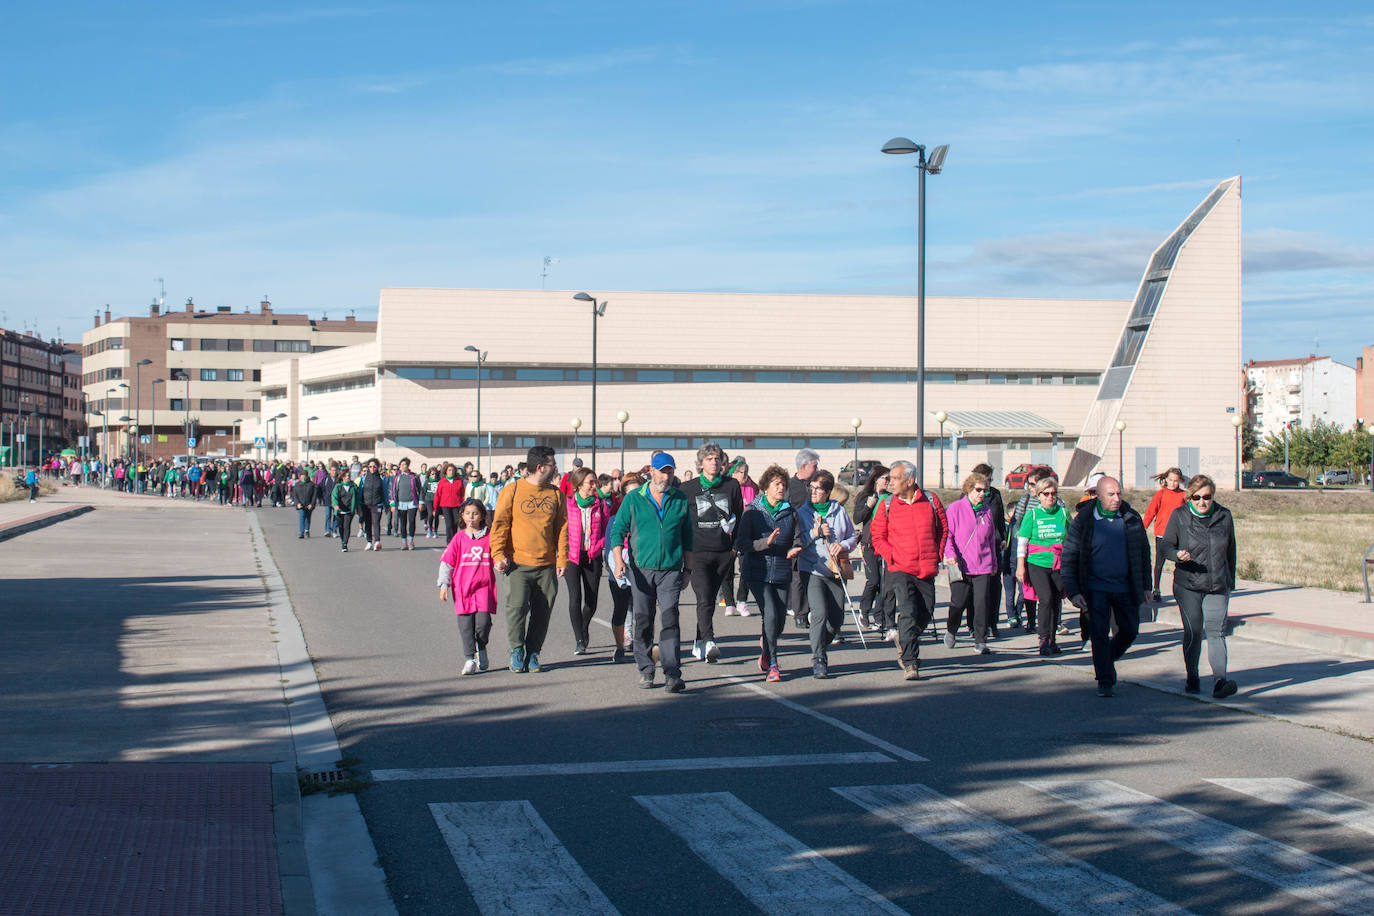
top-left (2, 2), bottom-right (1371, 367)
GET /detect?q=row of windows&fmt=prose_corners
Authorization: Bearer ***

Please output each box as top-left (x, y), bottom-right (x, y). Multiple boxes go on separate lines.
top-left (167, 398), bottom-right (262, 413)
top-left (302, 438), bottom-right (376, 453)
top-left (82, 338), bottom-right (125, 356)
top-left (388, 433), bottom-right (1072, 452)
top-left (170, 338), bottom-right (310, 353)
top-left (197, 368), bottom-right (250, 382)
top-left (263, 388), bottom-right (287, 401)
top-left (302, 375), bottom-right (376, 396)
top-left (81, 367), bottom-right (125, 385)
top-left (387, 366), bottom-right (1101, 386)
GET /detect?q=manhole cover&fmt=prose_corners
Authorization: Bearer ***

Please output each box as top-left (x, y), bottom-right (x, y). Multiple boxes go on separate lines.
top-left (1058, 732), bottom-right (1170, 746)
top-left (700, 716), bottom-right (797, 731)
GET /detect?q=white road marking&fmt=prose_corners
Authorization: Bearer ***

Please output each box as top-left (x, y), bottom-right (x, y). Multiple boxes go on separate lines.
top-left (429, 800), bottom-right (620, 915)
top-left (834, 784), bottom-right (1190, 915)
top-left (374, 751), bottom-right (892, 781)
top-left (1026, 779), bottom-right (1374, 915)
top-left (1206, 778), bottom-right (1374, 837)
top-left (724, 675), bottom-right (928, 762)
top-left (634, 791), bottom-right (905, 915)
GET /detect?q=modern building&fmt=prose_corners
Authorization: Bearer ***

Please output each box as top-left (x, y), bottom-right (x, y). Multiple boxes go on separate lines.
top-left (1244, 354), bottom-right (1357, 441)
top-left (1357, 345), bottom-right (1373, 427)
top-left (253, 177), bottom-right (1246, 488)
top-left (80, 299), bottom-right (375, 462)
top-left (2, 328), bottom-right (83, 466)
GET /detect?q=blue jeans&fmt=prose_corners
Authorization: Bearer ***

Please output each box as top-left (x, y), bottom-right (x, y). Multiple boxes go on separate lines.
top-left (297, 507), bottom-right (313, 536)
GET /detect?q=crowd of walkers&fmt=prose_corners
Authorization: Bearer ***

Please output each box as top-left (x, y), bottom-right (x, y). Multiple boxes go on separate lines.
top-left (27, 442), bottom-right (1240, 699)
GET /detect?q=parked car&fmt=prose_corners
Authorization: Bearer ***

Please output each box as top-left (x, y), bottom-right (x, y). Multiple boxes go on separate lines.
top-left (1004, 463), bottom-right (1058, 490)
top-left (1253, 470), bottom-right (1308, 488)
top-left (1315, 469), bottom-right (1354, 486)
top-left (838, 459), bottom-right (883, 487)
top-left (1241, 471), bottom-right (1256, 489)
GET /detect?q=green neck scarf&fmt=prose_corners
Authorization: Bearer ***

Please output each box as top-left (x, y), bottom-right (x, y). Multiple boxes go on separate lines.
top-left (1188, 499), bottom-right (1215, 517)
top-left (574, 492), bottom-right (597, 509)
top-left (763, 495), bottom-right (785, 517)
top-left (1096, 500), bottom-right (1119, 518)
top-left (811, 500), bottom-right (831, 516)
top-left (699, 473), bottom-right (722, 490)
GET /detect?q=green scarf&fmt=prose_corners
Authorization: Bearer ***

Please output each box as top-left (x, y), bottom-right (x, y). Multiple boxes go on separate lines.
top-left (574, 492), bottom-right (597, 509)
top-left (1095, 501), bottom-right (1119, 518)
top-left (1188, 499), bottom-right (1215, 517)
top-left (763, 495), bottom-right (785, 517)
top-left (811, 500), bottom-right (831, 516)
top-left (699, 473), bottom-right (722, 490)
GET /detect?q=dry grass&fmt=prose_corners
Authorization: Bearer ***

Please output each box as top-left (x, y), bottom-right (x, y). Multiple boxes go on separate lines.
top-left (0, 473), bottom-right (58, 503)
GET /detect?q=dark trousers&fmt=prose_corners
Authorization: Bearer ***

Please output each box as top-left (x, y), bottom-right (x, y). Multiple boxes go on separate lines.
top-left (442, 506), bottom-right (462, 543)
top-left (947, 572), bottom-right (995, 644)
top-left (789, 568), bottom-right (812, 620)
top-left (566, 556), bottom-right (603, 646)
top-left (361, 506), bottom-right (383, 543)
top-left (631, 567), bottom-right (683, 679)
top-left (719, 555), bottom-right (750, 606)
top-left (296, 507), bottom-right (313, 536)
top-left (860, 549), bottom-right (895, 628)
top-left (689, 550), bottom-right (732, 642)
top-left (1086, 590), bottom-right (1140, 686)
top-left (889, 571), bottom-right (937, 666)
top-left (457, 612), bottom-right (493, 658)
top-left (807, 574), bottom-right (846, 663)
top-left (1152, 536), bottom-right (1167, 593)
top-left (505, 564), bottom-right (557, 654)
top-left (748, 580), bottom-right (788, 670)
top-left (396, 506), bottom-right (418, 539)
top-left (1026, 564), bottom-right (1064, 647)
top-left (1176, 587), bottom-right (1230, 680)
top-left (610, 578), bottom-right (632, 627)
top-left (336, 512), bottom-right (353, 548)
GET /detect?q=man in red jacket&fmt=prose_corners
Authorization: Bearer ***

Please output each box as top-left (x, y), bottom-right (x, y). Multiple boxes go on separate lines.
top-left (870, 459), bottom-right (947, 681)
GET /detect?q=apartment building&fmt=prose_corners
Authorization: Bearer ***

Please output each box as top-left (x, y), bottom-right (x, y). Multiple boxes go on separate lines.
top-left (80, 299), bottom-right (375, 461)
top-left (1244, 355), bottom-right (1357, 440)
top-left (1, 328), bottom-right (83, 466)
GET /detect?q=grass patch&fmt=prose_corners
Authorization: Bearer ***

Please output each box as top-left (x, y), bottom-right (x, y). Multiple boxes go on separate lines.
top-left (0, 474), bottom-right (58, 502)
top-left (1231, 513), bottom-right (1374, 592)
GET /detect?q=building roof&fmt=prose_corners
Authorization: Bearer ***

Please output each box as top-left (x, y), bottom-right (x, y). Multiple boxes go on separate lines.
top-left (933, 410), bottom-right (1063, 437)
top-left (1245, 356), bottom-right (1326, 369)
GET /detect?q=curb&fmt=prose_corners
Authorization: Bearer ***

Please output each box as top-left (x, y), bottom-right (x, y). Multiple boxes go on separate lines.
top-left (0, 504), bottom-right (94, 542)
top-left (273, 770), bottom-right (316, 916)
top-left (1152, 603), bottom-right (1374, 661)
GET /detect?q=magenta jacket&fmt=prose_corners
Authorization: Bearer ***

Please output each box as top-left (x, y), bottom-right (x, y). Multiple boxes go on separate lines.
top-left (566, 495), bottom-right (610, 565)
top-left (438, 529), bottom-right (496, 616)
top-left (943, 496), bottom-right (1000, 576)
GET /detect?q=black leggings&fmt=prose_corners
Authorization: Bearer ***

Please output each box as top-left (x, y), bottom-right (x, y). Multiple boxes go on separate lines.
top-left (610, 579), bottom-right (632, 627)
top-left (336, 512), bottom-right (353, 548)
top-left (566, 556), bottom-right (603, 646)
top-left (442, 506), bottom-right (462, 543)
top-left (1153, 535), bottom-right (1168, 592)
top-left (860, 548), bottom-right (895, 628)
top-left (719, 555), bottom-right (751, 606)
top-left (1027, 564), bottom-right (1065, 644)
top-left (396, 506), bottom-right (418, 539)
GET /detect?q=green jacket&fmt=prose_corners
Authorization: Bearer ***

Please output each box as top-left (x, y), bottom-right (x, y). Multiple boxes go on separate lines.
top-left (608, 485), bottom-right (693, 570)
top-left (331, 479), bottom-right (358, 513)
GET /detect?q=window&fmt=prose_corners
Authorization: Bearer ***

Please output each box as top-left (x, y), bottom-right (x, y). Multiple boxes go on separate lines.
top-left (226, 399), bottom-right (244, 411)
top-left (200, 369), bottom-right (218, 381)
top-left (170, 339), bottom-right (186, 351)
top-left (396, 367), bottom-right (436, 379)
top-left (514, 369), bottom-right (564, 380)
top-left (637, 370), bottom-right (684, 383)
top-left (227, 339), bottom-right (244, 351)
top-left (1075, 374), bottom-right (1100, 386)
top-left (251, 370), bottom-right (261, 382)
top-left (302, 375), bottom-right (375, 396)
top-left (169, 398), bottom-right (185, 411)
top-left (199, 398), bottom-right (228, 411)
top-left (227, 369), bottom-right (244, 382)
top-left (200, 339), bottom-right (226, 351)
top-left (251, 400), bottom-right (261, 412)
top-left (275, 340), bottom-right (310, 353)
top-left (264, 388), bottom-right (287, 401)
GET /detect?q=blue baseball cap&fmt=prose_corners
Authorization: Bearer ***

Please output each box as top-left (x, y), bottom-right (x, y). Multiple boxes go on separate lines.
top-left (651, 453), bottom-right (676, 471)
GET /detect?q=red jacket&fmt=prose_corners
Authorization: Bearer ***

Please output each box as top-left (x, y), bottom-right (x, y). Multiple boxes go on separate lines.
top-left (870, 489), bottom-right (948, 578)
top-left (434, 476), bottom-right (466, 511)
top-left (1141, 487), bottom-right (1186, 537)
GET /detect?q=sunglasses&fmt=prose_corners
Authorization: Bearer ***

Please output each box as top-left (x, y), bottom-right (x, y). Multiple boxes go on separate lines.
top-left (1190, 493), bottom-right (1214, 502)
top-left (971, 487), bottom-right (987, 493)
top-left (1039, 490), bottom-right (1058, 497)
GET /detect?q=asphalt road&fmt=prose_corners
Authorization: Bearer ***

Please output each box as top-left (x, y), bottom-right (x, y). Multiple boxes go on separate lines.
top-left (258, 506), bottom-right (1374, 915)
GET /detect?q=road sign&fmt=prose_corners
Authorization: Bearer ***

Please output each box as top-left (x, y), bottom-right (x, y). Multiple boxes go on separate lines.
top-left (187, 437), bottom-right (197, 447)
top-left (78, 435), bottom-right (89, 447)
top-left (254, 436), bottom-right (267, 448)
top-left (16, 434), bottom-right (26, 443)
top-left (141, 435), bottom-right (151, 444)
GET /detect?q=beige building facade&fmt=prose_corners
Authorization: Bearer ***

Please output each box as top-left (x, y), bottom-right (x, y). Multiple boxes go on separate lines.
top-left (256, 178), bottom-right (1246, 489)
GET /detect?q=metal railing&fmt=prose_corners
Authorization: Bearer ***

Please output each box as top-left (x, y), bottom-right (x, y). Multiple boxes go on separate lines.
top-left (1364, 543), bottom-right (1374, 603)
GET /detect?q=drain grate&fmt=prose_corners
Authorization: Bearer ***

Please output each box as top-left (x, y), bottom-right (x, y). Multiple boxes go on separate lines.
top-left (300, 768), bottom-right (350, 785)
top-left (1057, 732), bottom-right (1170, 746)
top-left (700, 716), bottom-right (797, 732)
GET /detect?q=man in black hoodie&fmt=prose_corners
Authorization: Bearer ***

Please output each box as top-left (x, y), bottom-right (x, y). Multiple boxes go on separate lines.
top-left (358, 458), bottom-right (389, 551)
top-left (785, 448), bottom-right (819, 627)
top-left (679, 442), bottom-right (744, 663)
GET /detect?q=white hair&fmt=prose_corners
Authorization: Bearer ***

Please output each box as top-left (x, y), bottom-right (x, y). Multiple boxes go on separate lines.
top-left (795, 448), bottom-right (820, 470)
top-left (889, 459), bottom-right (917, 479)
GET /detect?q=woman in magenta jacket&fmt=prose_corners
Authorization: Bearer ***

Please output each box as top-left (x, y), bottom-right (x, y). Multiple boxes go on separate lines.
top-left (565, 466), bottom-right (611, 656)
top-left (943, 471), bottom-right (1001, 655)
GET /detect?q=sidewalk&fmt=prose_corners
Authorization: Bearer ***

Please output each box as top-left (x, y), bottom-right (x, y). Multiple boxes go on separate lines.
top-left (0, 490), bottom-right (325, 914)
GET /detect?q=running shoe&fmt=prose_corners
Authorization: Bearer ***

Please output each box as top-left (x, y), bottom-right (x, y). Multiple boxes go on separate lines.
top-left (885, 628), bottom-right (898, 643)
top-left (737, 605), bottom-right (752, 617)
top-left (724, 606), bottom-right (738, 616)
top-left (766, 665), bottom-right (782, 682)
top-left (812, 660), bottom-right (829, 679)
top-left (665, 677), bottom-right (686, 693)
top-left (461, 657), bottom-right (478, 676)
top-left (704, 640), bottom-right (719, 663)
top-left (943, 630), bottom-right (956, 650)
top-left (613, 646), bottom-right (627, 663)
top-left (691, 641), bottom-right (704, 661)
top-left (526, 652), bottom-right (541, 673)
top-left (509, 648), bottom-right (525, 672)
top-left (758, 636), bottom-right (769, 672)
top-left (1212, 678), bottom-right (1238, 699)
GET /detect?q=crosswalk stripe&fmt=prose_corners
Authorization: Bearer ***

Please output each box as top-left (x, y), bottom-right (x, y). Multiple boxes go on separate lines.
top-left (376, 751), bottom-right (892, 781)
top-left (1026, 779), bottom-right (1374, 915)
top-left (1206, 778), bottom-right (1374, 838)
top-left (634, 791), bottom-right (905, 916)
top-left (428, 801), bottom-right (620, 915)
top-left (833, 784), bottom-right (1190, 915)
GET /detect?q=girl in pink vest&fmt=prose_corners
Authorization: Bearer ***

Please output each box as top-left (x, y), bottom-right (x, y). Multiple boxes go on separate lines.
top-left (438, 498), bottom-right (497, 675)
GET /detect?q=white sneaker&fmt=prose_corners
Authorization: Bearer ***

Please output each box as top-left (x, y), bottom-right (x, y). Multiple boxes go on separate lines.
top-left (704, 640), bottom-right (720, 663)
top-left (723, 605), bottom-right (738, 616)
top-left (477, 648), bottom-right (489, 670)
top-left (691, 641), bottom-right (704, 661)
top-left (885, 628), bottom-right (898, 643)
top-left (943, 630), bottom-right (957, 650)
top-left (461, 657), bottom-right (478, 676)
top-left (737, 605), bottom-right (752, 617)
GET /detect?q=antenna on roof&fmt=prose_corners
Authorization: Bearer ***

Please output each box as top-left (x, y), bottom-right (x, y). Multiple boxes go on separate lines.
top-left (541, 256), bottom-right (560, 289)
top-left (155, 277), bottom-right (165, 310)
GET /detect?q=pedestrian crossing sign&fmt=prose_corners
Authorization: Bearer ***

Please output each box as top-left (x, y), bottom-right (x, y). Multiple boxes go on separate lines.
top-left (254, 436), bottom-right (268, 448)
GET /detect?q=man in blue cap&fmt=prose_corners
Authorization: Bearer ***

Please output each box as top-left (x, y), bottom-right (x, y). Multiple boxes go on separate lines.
top-left (610, 452), bottom-right (694, 693)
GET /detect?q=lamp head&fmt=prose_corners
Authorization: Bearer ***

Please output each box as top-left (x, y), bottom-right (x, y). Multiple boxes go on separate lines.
top-left (616, 410), bottom-right (629, 424)
top-left (307, 415), bottom-right (319, 421)
top-left (274, 412), bottom-right (287, 419)
top-left (851, 417), bottom-right (862, 429)
top-left (596, 303), bottom-right (607, 316)
top-left (925, 144), bottom-right (949, 174)
top-left (571, 417), bottom-right (582, 430)
top-left (572, 292), bottom-right (594, 303)
top-left (464, 345), bottom-right (478, 353)
top-left (1231, 415), bottom-right (1243, 428)
top-left (935, 410), bottom-right (948, 423)
top-left (138, 358), bottom-right (153, 366)
top-left (882, 137), bottom-right (922, 155)
top-left (1115, 419), bottom-right (1127, 432)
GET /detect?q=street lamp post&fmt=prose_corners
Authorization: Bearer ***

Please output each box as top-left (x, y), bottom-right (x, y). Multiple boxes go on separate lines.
top-left (935, 410), bottom-right (948, 488)
top-left (850, 417), bottom-right (862, 486)
top-left (1231, 414), bottom-right (1244, 491)
top-left (572, 292), bottom-right (608, 470)
top-left (464, 345), bottom-right (487, 474)
top-left (150, 378), bottom-right (164, 462)
top-left (135, 358), bottom-right (152, 466)
top-left (118, 416), bottom-right (133, 464)
top-left (305, 416), bottom-right (319, 464)
top-left (883, 136), bottom-right (948, 487)
top-left (104, 387), bottom-right (118, 464)
top-left (269, 413), bottom-right (287, 462)
top-left (570, 417), bottom-right (582, 462)
top-left (1115, 419), bottom-right (1127, 484)
top-left (183, 374), bottom-right (191, 456)
top-left (233, 418), bottom-right (243, 459)
top-left (616, 410), bottom-right (629, 475)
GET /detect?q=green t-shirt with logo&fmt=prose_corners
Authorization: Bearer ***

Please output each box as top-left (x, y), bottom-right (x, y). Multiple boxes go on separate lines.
top-left (1018, 503), bottom-right (1067, 568)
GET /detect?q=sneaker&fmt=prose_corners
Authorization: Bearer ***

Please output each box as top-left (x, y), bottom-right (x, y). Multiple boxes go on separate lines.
top-left (737, 605), bottom-right (752, 618)
top-left (718, 598), bottom-right (727, 607)
top-left (833, 632), bottom-right (846, 644)
top-left (885, 628), bottom-right (898, 643)
top-left (766, 665), bottom-right (782, 683)
top-left (341, 545), bottom-right (347, 552)
top-left (902, 662), bottom-right (921, 681)
top-left (297, 533), bottom-right (304, 539)
top-left (794, 613), bottom-right (811, 629)
top-left (639, 675), bottom-right (655, 689)
top-left (1097, 683), bottom-right (1113, 698)
top-left (477, 648), bottom-right (489, 671)
top-left (975, 643), bottom-right (990, 655)
top-left (943, 630), bottom-right (956, 650)
top-left (526, 652), bottom-right (541, 673)
top-left (1185, 676), bottom-right (1200, 694)
top-left (665, 677), bottom-right (686, 693)
top-left (573, 643), bottom-right (587, 656)
top-left (1047, 643), bottom-right (1063, 656)
top-left (1213, 678), bottom-right (1238, 699)
top-left (867, 621), bottom-right (883, 633)
top-left (1080, 639), bottom-right (1089, 652)
top-left (704, 641), bottom-right (720, 663)
top-left (691, 641), bottom-right (704, 661)
top-left (724, 606), bottom-right (738, 617)
top-left (613, 646), bottom-right (627, 663)
top-left (374, 542), bottom-right (382, 551)
top-left (812, 660), bottom-right (830, 679)
top-left (510, 648), bottom-right (525, 672)
top-left (461, 657), bottom-right (478, 676)
top-left (758, 637), bottom-right (770, 673)
top-left (1057, 623), bottom-right (1070, 635)
top-left (1008, 616), bottom-right (1022, 629)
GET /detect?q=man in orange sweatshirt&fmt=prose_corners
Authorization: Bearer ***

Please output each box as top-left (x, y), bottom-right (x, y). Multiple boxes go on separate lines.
top-left (492, 445), bottom-right (569, 673)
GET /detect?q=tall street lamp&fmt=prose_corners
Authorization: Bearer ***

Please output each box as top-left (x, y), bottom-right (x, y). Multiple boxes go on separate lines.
top-left (150, 378), bottom-right (165, 462)
top-left (850, 417), bottom-right (862, 486)
top-left (104, 387), bottom-right (118, 462)
top-left (572, 292), bottom-right (608, 470)
top-left (269, 412), bottom-right (287, 462)
top-left (118, 416), bottom-right (133, 461)
top-left (135, 358), bottom-right (152, 466)
top-left (233, 418), bottom-right (244, 458)
top-left (182, 374), bottom-right (192, 456)
top-left (1231, 414), bottom-right (1244, 491)
top-left (570, 417), bottom-right (582, 462)
top-left (305, 416), bottom-right (319, 464)
top-left (1115, 419), bottom-right (1127, 484)
top-left (616, 410), bottom-right (629, 474)
top-left (935, 410), bottom-right (948, 488)
top-left (464, 345), bottom-right (487, 474)
top-left (882, 136), bottom-right (948, 487)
